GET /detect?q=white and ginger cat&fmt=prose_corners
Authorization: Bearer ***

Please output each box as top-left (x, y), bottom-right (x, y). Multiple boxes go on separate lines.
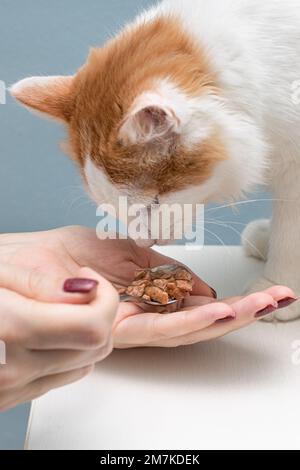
top-left (11, 0), bottom-right (300, 321)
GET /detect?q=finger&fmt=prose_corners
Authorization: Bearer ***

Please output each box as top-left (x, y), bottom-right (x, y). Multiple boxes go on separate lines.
top-left (183, 296), bottom-right (218, 309)
top-left (213, 286), bottom-right (297, 308)
top-left (114, 301), bottom-right (144, 327)
top-left (0, 336), bottom-right (110, 392)
top-left (0, 366), bottom-right (93, 412)
top-left (30, 364), bottom-right (94, 394)
top-left (6, 268), bottom-right (119, 350)
top-left (221, 286), bottom-right (297, 307)
top-left (31, 338), bottom-right (113, 378)
top-left (148, 251), bottom-right (216, 298)
top-left (113, 302), bottom-right (235, 348)
top-left (260, 285), bottom-right (297, 309)
top-left (183, 286), bottom-right (297, 309)
top-left (154, 291), bottom-right (277, 347)
top-left (0, 263), bottom-right (98, 305)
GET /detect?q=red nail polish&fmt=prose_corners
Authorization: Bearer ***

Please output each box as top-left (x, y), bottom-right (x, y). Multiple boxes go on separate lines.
top-left (215, 315), bottom-right (235, 323)
top-left (255, 304), bottom-right (277, 318)
top-left (278, 297), bottom-right (298, 309)
top-left (63, 278), bottom-right (98, 294)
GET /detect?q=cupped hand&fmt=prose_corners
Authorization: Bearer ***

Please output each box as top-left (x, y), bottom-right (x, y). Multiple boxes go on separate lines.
top-left (113, 285), bottom-right (297, 348)
top-left (0, 226), bottom-right (296, 351)
top-left (0, 264), bottom-right (118, 411)
top-left (0, 226), bottom-right (214, 298)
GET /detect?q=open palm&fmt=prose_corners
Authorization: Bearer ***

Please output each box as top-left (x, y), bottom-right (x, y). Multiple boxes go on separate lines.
top-left (0, 226), bottom-right (295, 349)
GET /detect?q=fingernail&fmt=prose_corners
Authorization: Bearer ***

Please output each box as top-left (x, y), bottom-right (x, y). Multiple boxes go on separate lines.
top-left (278, 297), bottom-right (298, 309)
top-left (255, 304), bottom-right (278, 318)
top-left (63, 278), bottom-right (99, 294)
top-left (210, 287), bottom-right (218, 299)
top-left (215, 315), bottom-right (235, 324)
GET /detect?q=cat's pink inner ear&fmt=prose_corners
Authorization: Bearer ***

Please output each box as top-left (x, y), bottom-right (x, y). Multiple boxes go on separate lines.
top-left (119, 105), bottom-right (179, 146)
top-left (10, 76), bottom-right (74, 122)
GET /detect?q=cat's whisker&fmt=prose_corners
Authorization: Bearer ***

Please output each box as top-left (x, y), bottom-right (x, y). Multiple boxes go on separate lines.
top-left (63, 193), bottom-right (94, 214)
top-left (206, 198), bottom-right (297, 214)
top-left (203, 227), bottom-right (232, 256)
top-left (205, 217), bottom-right (249, 227)
top-left (206, 220), bottom-right (265, 260)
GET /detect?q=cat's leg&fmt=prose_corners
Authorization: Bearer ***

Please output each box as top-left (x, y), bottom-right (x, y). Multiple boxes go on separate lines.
top-left (244, 158), bottom-right (300, 321)
top-left (242, 219), bottom-right (270, 262)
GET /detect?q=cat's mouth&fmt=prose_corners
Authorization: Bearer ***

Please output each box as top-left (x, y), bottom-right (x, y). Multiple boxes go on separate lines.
top-left (131, 219), bottom-right (182, 248)
top-left (123, 202), bottom-right (182, 248)
top-left (128, 201), bottom-right (200, 248)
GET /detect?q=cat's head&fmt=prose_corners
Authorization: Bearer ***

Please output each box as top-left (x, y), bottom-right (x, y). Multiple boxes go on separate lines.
top-left (11, 17), bottom-right (267, 246)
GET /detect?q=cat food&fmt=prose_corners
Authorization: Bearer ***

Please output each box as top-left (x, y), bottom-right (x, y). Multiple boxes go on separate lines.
top-left (123, 266), bottom-right (194, 305)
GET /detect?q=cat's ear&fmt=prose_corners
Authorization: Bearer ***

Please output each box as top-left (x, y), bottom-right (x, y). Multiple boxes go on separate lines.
top-left (119, 94), bottom-right (180, 146)
top-left (10, 76), bottom-right (74, 122)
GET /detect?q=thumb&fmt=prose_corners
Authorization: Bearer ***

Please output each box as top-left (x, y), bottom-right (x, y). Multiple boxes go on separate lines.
top-left (0, 263), bottom-right (99, 304)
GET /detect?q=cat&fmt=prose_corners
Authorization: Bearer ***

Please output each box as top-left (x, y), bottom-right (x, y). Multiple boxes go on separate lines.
top-left (10, 0), bottom-right (300, 321)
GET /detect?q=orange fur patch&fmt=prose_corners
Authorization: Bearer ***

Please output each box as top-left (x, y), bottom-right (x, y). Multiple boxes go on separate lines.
top-left (12, 16), bottom-right (227, 196)
top-left (66, 16), bottom-right (225, 194)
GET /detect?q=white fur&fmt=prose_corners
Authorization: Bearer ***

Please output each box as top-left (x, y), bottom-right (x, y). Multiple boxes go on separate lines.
top-left (84, 157), bottom-right (122, 207)
top-left (10, 76), bottom-right (47, 96)
top-left (44, 1), bottom-right (300, 320)
top-left (138, 0), bottom-right (300, 320)
top-left (242, 219), bottom-right (270, 262)
top-left (85, 157), bottom-right (160, 246)
top-left (85, 157), bottom-right (158, 206)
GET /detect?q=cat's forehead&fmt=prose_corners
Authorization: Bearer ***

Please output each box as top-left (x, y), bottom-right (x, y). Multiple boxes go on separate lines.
top-left (66, 16), bottom-right (226, 194)
top-left (72, 15), bottom-right (211, 120)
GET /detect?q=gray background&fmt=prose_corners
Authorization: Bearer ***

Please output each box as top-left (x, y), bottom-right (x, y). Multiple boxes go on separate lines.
top-left (0, 0), bottom-right (271, 449)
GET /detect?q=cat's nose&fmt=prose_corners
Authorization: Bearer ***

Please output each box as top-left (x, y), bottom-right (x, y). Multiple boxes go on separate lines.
top-left (147, 196), bottom-right (160, 209)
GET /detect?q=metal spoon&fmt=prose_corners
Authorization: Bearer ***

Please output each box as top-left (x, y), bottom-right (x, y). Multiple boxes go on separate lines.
top-left (119, 264), bottom-right (187, 313)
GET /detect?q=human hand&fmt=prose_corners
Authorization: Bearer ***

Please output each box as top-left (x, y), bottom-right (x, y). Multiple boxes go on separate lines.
top-left (0, 264), bottom-right (118, 411)
top-left (113, 285), bottom-right (297, 348)
top-left (1, 227), bottom-right (296, 351)
top-left (0, 226), bottom-right (215, 299)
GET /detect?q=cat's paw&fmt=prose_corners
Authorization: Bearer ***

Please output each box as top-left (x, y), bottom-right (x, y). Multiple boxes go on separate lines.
top-left (242, 219), bottom-right (270, 261)
top-left (246, 276), bottom-right (300, 322)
